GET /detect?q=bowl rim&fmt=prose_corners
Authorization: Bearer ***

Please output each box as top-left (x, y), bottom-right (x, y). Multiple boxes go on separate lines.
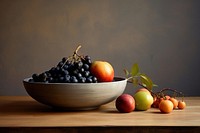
top-left (23, 76), bottom-right (127, 85)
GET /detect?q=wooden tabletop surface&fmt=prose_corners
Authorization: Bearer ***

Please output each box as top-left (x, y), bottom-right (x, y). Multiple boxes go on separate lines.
top-left (0, 96), bottom-right (199, 128)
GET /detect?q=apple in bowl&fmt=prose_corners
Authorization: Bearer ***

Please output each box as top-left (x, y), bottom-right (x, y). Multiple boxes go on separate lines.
top-left (90, 61), bottom-right (114, 82)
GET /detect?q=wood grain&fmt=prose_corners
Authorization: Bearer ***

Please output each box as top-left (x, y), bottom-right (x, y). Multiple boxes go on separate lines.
top-left (0, 96), bottom-right (200, 132)
top-left (0, 96), bottom-right (200, 127)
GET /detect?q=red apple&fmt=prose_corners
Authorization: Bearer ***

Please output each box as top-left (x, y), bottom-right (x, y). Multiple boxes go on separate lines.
top-left (115, 94), bottom-right (135, 113)
top-left (90, 61), bottom-right (114, 82)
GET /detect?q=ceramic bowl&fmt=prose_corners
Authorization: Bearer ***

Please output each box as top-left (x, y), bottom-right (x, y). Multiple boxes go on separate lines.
top-left (23, 77), bottom-right (127, 110)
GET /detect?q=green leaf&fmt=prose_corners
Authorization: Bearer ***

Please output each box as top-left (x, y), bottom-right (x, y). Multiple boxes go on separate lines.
top-left (131, 63), bottom-right (139, 77)
top-left (123, 69), bottom-right (129, 77)
top-left (140, 74), bottom-right (153, 91)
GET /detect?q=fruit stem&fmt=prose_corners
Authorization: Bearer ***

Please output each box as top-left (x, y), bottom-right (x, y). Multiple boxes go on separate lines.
top-left (158, 88), bottom-right (184, 98)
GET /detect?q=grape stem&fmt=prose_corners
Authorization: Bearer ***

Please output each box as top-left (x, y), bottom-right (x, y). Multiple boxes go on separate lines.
top-left (73, 45), bottom-right (82, 57)
top-left (61, 45), bottom-right (83, 68)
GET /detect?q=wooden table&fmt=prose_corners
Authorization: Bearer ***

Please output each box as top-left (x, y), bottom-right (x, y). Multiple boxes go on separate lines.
top-left (0, 96), bottom-right (199, 133)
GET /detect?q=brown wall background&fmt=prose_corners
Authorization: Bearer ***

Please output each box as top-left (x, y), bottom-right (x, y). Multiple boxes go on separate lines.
top-left (0, 0), bottom-right (200, 96)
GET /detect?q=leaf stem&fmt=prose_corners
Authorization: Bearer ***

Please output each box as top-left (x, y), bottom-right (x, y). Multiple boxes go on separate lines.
top-left (126, 76), bottom-right (157, 97)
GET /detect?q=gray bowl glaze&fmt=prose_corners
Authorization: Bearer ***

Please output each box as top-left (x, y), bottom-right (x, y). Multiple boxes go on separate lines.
top-left (23, 77), bottom-right (127, 110)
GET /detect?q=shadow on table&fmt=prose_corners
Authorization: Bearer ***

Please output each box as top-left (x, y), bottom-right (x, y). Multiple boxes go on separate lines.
top-left (0, 99), bottom-right (108, 115)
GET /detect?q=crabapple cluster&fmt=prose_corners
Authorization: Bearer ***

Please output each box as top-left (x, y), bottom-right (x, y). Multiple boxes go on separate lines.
top-left (151, 88), bottom-right (187, 113)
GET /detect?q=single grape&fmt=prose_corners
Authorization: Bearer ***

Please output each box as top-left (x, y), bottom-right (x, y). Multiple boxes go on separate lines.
top-left (58, 76), bottom-right (64, 83)
top-left (71, 69), bottom-right (79, 76)
top-left (32, 73), bottom-right (39, 81)
top-left (79, 77), bottom-right (86, 83)
top-left (62, 70), bottom-right (69, 76)
top-left (75, 61), bottom-right (83, 69)
top-left (49, 67), bottom-right (56, 74)
top-left (45, 71), bottom-right (51, 78)
top-left (66, 60), bottom-right (71, 65)
top-left (79, 68), bottom-right (85, 73)
top-left (57, 61), bottom-right (64, 67)
top-left (92, 76), bottom-right (98, 83)
top-left (62, 57), bottom-right (67, 63)
top-left (86, 77), bottom-right (93, 83)
top-left (55, 66), bottom-right (60, 72)
top-left (83, 64), bottom-right (89, 70)
top-left (63, 64), bottom-right (69, 70)
top-left (83, 55), bottom-right (92, 65)
top-left (48, 77), bottom-right (54, 83)
top-left (29, 78), bottom-right (34, 82)
top-left (70, 76), bottom-right (78, 83)
top-left (76, 73), bottom-right (82, 78)
top-left (67, 63), bottom-right (75, 72)
top-left (64, 75), bottom-right (70, 83)
top-left (39, 73), bottom-right (47, 82)
top-left (83, 71), bottom-right (90, 77)
top-left (84, 55), bottom-right (91, 60)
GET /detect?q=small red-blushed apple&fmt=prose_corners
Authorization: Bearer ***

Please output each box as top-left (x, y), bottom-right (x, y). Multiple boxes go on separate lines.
top-left (165, 95), bottom-right (171, 100)
top-left (90, 61), bottom-right (114, 82)
top-left (115, 94), bottom-right (135, 113)
top-left (152, 97), bottom-right (159, 108)
top-left (134, 91), bottom-right (153, 111)
top-left (152, 97), bottom-right (164, 108)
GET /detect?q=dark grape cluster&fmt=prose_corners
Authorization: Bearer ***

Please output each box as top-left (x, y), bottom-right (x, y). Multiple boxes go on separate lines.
top-left (29, 55), bottom-right (98, 83)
